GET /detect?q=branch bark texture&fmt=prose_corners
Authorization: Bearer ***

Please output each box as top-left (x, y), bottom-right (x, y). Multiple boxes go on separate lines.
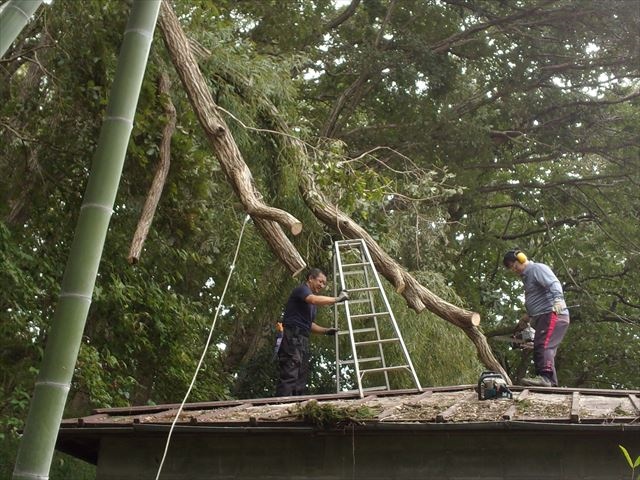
top-left (157, 0), bottom-right (510, 383)
top-left (128, 70), bottom-right (175, 264)
top-left (158, 0), bottom-right (305, 276)
top-left (297, 170), bottom-right (510, 382)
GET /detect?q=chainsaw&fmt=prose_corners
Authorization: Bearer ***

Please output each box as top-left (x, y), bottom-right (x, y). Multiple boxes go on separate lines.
top-left (490, 326), bottom-right (535, 350)
top-left (477, 371), bottom-right (513, 400)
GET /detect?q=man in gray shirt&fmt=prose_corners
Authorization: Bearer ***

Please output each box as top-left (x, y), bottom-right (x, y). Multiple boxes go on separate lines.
top-left (504, 249), bottom-right (570, 387)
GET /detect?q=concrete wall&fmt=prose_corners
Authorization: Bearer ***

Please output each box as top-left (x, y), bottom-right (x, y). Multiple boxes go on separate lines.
top-left (95, 428), bottom-right (640, 480)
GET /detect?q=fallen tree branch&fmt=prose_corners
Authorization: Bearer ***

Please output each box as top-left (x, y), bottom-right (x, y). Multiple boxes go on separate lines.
top-left (128, 70), bottom-right (175, 264)
top-left (158, 0), bottom-right (305, 276)
top-left (297, 168), bottom-right (511, 382)
top-left (157, 0), bottom-right (510, 382)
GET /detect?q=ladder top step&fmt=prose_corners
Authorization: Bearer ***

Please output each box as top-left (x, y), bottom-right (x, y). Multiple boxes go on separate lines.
top-left (335, 239), bottom-right (365, 246)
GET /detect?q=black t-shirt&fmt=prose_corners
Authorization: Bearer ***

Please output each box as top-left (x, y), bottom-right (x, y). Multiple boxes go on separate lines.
top-left (282, 284), bottom-right (316, 333)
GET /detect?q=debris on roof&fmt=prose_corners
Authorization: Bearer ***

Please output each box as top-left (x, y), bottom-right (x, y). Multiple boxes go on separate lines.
top-left (61, 385), bottom-right (640, 430)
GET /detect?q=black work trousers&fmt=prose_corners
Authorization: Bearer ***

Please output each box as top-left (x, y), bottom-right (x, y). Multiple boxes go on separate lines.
top-left (275, 326), bottom-right (310, 397)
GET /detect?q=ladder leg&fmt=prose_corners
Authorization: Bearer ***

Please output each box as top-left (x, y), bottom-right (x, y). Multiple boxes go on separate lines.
top-left (360, 244), bottom-right (391, 390)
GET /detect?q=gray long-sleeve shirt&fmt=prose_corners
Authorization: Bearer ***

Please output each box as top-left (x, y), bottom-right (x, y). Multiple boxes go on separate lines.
top-left (521, 261), bottom-right (568, 316)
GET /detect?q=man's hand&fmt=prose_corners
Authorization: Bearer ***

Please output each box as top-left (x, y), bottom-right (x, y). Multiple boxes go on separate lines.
top-left (325, 327), bottom-right (338, 336)
top-left (335, 290), bottom-right (349, 303)
top-left (552, 299), bottom-right (567, 314)
top-left (516, 314), bottom-right (530, 332)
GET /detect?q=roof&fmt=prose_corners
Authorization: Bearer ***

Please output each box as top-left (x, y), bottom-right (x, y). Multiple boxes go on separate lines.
top-left (58, 385), bottom-right (640, 464)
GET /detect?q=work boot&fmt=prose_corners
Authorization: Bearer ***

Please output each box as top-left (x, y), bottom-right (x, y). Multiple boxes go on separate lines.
top-left (521, 375), bottom-right (553, 387)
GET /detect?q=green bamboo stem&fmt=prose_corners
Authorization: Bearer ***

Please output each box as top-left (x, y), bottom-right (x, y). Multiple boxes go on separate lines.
top-left (0, 0), bottom-right (43, 58)
top-left (12, 1), bottom-right (161, 479)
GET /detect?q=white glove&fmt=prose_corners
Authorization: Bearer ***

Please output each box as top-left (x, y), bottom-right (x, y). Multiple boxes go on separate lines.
top-left (552, 299), bottom-right (567, 314)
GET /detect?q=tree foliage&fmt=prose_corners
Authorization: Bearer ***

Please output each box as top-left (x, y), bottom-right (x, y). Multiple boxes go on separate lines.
top-left (1, 0), bottom-right (638, 462)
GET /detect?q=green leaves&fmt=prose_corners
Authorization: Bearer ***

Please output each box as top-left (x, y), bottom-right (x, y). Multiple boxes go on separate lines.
top-left (619, 445), bottom-right (640, 479)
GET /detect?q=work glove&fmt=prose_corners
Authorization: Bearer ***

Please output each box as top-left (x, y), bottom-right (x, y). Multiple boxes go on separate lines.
top-left (335, 290), bottom-right (349, 303)
top-left (521, 342), bottom-right (534, 351)
top-left (552, 299), bottom-right (567, 314)
top-left (325, 327), bottom-right (338, 336)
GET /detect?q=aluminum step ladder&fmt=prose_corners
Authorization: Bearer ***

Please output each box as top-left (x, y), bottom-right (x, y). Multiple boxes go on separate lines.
top-left (332, 239), bottom-right (422, 398)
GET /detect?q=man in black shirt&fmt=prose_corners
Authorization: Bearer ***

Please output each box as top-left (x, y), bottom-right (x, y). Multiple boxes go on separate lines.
top-left (275, 268), bottom-right (348, 396)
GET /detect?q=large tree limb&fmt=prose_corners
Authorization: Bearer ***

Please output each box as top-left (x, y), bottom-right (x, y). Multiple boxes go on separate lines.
top-left (157, 0), bottom-right (509, 382)
top-left (274, 127), bottom-right (508, 379)
top-left (297, 168), bottom-right (511, 382)
top-left (240, 63), bottom-right (510, 382)
top-left (326, 0), bottom-right (361, 30)
top-left (128, 70), bottom-right (175, 264)
top-left (158, 0), bottom-right (305, 276)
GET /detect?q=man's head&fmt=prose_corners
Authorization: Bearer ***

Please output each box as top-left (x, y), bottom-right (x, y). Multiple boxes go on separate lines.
top-left (306, 268), bottom-right (327, 293)
top-left (503, 249), bottom-right (528, 274)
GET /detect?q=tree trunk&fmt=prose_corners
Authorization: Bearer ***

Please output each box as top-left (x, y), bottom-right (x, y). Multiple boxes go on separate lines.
top-left (158, 0), bottom-right (306, 276)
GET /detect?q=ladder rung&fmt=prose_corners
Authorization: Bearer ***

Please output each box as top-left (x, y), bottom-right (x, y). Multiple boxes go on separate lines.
top-left (343, 270), bottom-right (366, 276)
top-left (342, 262), bottom-right (368, 268)
top-left (339, 356), bottom-right (382, 365)
top-left (338, 327), bottom-right (376, 335)
top-left (355, 338), bottom-right (399, 347)
top-left (344, 298), bottom-right (374, 305)
top-left (337, 240), bottom-right (364, 246)
top-left (361, 365), bottom-right (409, 375)
top-left (350, 311), bottom-right (390, 320)
top-left (348, 287), bottom-right (379, 293)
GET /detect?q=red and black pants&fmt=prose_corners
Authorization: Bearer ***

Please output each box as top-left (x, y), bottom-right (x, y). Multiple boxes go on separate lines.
top-left (531, 311), bottom-right (570, 386)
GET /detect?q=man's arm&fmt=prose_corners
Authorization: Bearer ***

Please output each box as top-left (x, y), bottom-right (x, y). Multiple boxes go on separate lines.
top-left (515, 313), bottom-right (530, 332)
top-left (311, 322), bottom-right (338, 335)
top-left (305, 291), bottom-right (348, 306)
top-left (535, 264), bottom-right (567, 313)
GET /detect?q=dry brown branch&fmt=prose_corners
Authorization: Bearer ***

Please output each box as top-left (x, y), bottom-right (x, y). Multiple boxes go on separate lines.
top-left (157, 0), bottom-right (510, 382)
top-left (326, 0), bottom-right (361, 30)
top-left (297, 170), bottom-right (510, 382)
top-left (128, 71), bottom-right (176, 264)
top-left (158, 0), bottom-right (306, 276)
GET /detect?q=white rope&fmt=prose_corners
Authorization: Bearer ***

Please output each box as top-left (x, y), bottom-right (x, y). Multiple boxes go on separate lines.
top-left (154, 214), bottom-right (251, 480)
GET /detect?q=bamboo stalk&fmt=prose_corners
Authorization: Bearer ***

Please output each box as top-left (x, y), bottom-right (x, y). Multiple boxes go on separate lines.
top-left (12, 2), bottom-right (161, 478)
top-left (0, 0), bottom-right (43, 58)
